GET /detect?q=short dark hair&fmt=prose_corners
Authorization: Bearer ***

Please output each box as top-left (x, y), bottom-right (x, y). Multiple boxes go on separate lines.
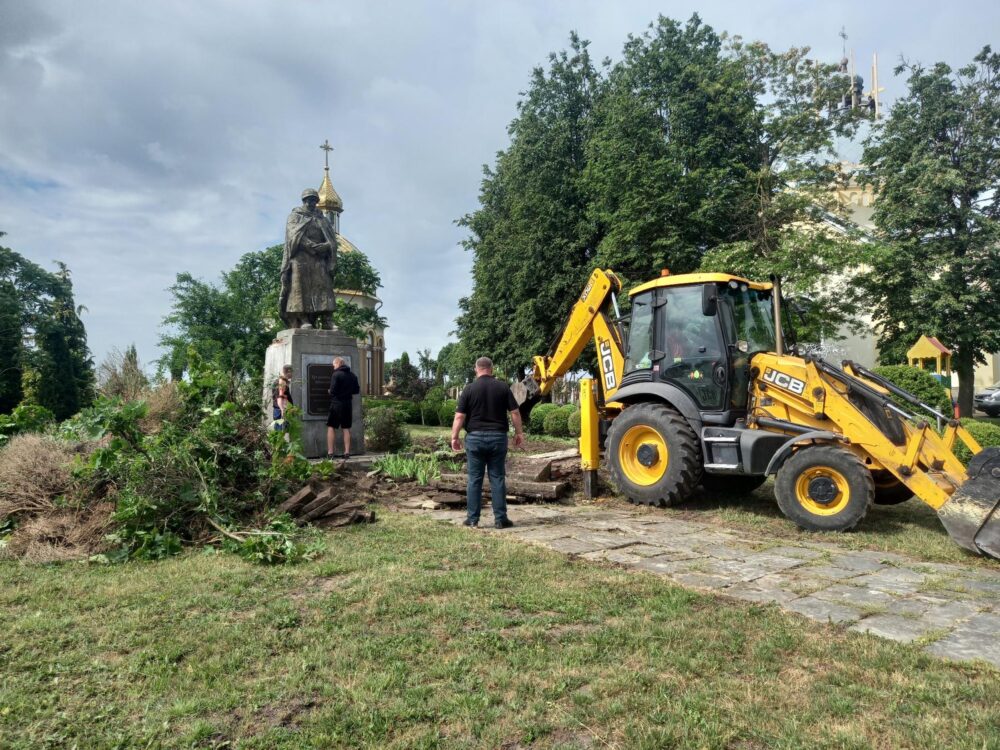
top-left (475, 357), bottom-right (493, 371)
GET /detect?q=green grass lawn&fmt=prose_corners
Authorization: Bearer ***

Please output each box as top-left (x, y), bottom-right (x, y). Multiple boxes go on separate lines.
top-left (2, 513), bottom-right (998, 749)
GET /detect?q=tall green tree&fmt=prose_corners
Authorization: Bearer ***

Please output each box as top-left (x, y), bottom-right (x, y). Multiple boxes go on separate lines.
top-left (859, 47), bottom-right (1000, 415)
top-left (698, 36), bottom-right (863, 342)
top-left (384, 351), bottom-right (424, 399)
top-left (160, 245), bottom-right (385, 379)
top-left (457, 33), bottom-right (600, 376)
top-left (0, 280), bottom-right (22, 413)
top-left (586, 15), bottom-right (758, 282)
top-left (0, 242), bottom-right (93, 417)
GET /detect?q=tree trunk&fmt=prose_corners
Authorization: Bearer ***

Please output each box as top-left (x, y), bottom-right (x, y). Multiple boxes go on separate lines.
top-left (956, 345), bottom-right (976, 418)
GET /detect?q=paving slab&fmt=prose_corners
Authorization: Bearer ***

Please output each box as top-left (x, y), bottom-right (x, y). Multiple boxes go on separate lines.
top-left (851, 568), bottom-right (927, 595)
top-left (758, 546), bottom-right (825, 560)
top-left (918, 600), bottom-right (986, 628)
top-left (619, 543), bottom-right (675, 558)
top-left (826, 554), bottom-right (887, 573)
top-left (926, 629), bottom-right (1000, 668)
top-left (850, 615), bottom-right (938, 644)
top-left (724, 582), bottom-right (801, 605)
top-left (812, 583), bottom-right (897, 609)
top-left (796, 564), bottom-right (866, 582)
top-left (410, 500), bottom-right (1000, 667)
top-left (785, 596), bottom-right (863, 624)
top-left (631, 556), bottom-right (704, 576)
top-left (580, 548), bottom-right (643, 566)
top-left (542, 537), bottom-right (613, 555)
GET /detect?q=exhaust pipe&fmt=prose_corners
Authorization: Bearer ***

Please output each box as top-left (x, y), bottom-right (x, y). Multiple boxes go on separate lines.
top-left (771, 274), bottom-right (784, 357)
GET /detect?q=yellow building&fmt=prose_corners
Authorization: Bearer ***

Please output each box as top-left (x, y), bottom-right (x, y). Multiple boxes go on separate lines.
top-left (317, 160), bottom-right (386, 396)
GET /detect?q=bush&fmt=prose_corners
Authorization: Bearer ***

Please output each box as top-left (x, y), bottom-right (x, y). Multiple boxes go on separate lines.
top-left (66, 353), bottom-right (324, 564)
top-left (437, 399), bottom-right (458, 427)
top-left (389, 399), bottom-right (421, 424)
top-left (543, 408), bottom-right (571, 437)
top-left (954, 418), bottom-right (1000, 463)
top-left (567, 408), bottom-right (582, 438)
top-left (362, 396), bottom-right (392, 412)
top-left (364, 407), bottom-right (411, 453)
top-left (424, 386), bottom-right (446, 405)
top-left (0, 404), bottom-right (56, 447)
top-left (364, 397), bottom-right (420, 424)
top-left (873, 365), bottom-right (953, 416)
top-left (529, 403), bottom-right (559, 434)
top-left (420, 399), bottom-right (440, 426)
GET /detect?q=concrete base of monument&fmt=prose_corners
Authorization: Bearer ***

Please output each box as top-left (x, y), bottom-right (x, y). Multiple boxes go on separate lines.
top-left (263, 328), bottom-right (365, 458)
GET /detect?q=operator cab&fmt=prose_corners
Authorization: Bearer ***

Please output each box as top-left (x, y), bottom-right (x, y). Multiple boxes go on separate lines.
top-left (622, 273), bottom-right (777, 424)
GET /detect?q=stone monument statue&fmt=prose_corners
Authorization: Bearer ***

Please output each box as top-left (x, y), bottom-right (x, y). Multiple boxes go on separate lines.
top-left (279, 188), bottom-right (338, 329)
top-left (265, 151), bottom-right (364, 457)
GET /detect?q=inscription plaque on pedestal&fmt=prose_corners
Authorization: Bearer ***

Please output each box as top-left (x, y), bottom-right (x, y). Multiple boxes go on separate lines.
top-left (300, 353), bottom-right (352, 419)
top-left (306, 363), bottom-right (333, 416)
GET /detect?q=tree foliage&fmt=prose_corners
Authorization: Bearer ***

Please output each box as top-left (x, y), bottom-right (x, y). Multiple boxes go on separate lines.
top-left (160, 244), bottom-right (385, 379)
top-left (858, 47), bottom-right (1000, 414)
top-left (457, 33), bottom-right (600, 375)
top-left (457, 15), bottom-right (863, 373)
top-left (0, 244), bottom-right (93, 419)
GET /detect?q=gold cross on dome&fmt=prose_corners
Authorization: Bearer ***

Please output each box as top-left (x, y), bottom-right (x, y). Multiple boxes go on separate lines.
top-left (320, 139), bottom-right (334, 169)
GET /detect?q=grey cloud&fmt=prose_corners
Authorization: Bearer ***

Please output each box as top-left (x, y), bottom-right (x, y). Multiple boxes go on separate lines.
top-left (0, 0), bottom-right (997, 373)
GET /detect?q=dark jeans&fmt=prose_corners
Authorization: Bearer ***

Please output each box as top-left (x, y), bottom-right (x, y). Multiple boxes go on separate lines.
top-left (465, 431), bottom-right (509, 524)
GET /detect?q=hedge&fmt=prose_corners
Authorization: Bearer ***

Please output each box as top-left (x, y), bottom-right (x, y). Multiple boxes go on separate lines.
top-left (567, 408), bottom-right (582, 438)
top-left (954, 418), bottom-right (1000, 463)
top-left (872, 365), bottom-right (953, 415)
top-left (543, 407), bottom-right (574, 437)
top-left (529, 403), bottom-right (559, 434)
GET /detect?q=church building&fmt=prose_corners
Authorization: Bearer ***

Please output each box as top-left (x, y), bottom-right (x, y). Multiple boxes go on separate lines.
top-left (315, 148), bottom-right (386, 396)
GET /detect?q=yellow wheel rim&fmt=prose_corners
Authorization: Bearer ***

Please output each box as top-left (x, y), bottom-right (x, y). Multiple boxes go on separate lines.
top-left (794, 467), bottom-right (851, 515)
top-left (618, 424), bottom-right (669, 486)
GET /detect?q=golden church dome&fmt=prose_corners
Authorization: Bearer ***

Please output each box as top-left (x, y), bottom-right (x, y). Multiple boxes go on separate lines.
top-left (318, 168), bottom-right (343, 213)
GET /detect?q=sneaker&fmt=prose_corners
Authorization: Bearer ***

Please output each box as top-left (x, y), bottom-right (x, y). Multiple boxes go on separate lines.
top-left (342, 453), bottom-right (351, 460)
top-left (495, 518), bottom-right (514, 530)
top-left (463, 519), bottom-right (478, 528)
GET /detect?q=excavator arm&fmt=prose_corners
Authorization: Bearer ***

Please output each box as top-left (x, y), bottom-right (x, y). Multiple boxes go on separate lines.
top-left (513, 268), bottom-right (627, 408)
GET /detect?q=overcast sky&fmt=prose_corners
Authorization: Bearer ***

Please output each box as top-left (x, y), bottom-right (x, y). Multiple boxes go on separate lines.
top-left (1, 0), bottom-right (996, 373)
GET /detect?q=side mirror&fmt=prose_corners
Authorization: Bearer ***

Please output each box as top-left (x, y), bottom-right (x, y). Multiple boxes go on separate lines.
top-left (702, 284), bottom-right (718, 316)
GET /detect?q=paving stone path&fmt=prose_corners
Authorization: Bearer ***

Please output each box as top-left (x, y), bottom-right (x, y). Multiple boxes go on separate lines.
top-left (405, 503), bottom-right (1000, 669)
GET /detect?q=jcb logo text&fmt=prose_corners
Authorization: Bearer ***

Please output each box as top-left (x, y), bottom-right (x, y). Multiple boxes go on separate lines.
top-left (762, 368), bottom-right (805, 395)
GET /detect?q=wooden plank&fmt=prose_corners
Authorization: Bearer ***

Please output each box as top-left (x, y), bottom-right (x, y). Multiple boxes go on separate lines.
top-left (300, 494), bottom-right (343, 522)
top-left (524, 448), bottom-right (579, 461)
top-left (277, 485), bottom-right (317, 514)
top-left (298, 488), bottom-right (336, 518)
top-left (431, 473), bottom-right (568, 499)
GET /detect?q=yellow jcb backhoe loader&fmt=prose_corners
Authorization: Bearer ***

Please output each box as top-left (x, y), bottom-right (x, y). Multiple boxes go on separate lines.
top-left (514, 268), bottom-right (1000, 559)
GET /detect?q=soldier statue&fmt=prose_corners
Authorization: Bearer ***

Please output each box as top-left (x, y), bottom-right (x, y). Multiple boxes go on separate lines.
top-left (279, 188), bottom-right (338, 328)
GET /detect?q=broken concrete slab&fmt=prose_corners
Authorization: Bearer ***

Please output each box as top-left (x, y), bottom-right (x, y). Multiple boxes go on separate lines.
top-left (849, 615), bottom-right (938, 644)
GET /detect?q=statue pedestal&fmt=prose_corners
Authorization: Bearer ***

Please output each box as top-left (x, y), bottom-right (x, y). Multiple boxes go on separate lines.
top-left (263, 328), bottom-right (365, 457)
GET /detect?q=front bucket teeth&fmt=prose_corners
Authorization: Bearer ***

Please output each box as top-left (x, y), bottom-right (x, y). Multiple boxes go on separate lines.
top-left (938, 446), bottom-right (1000, 558)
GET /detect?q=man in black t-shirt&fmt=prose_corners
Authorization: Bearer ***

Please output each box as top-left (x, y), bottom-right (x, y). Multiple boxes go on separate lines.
top-left (450, 356), bottom-right (524, 529)
top-left (326, 357), bottom-right (360, 459)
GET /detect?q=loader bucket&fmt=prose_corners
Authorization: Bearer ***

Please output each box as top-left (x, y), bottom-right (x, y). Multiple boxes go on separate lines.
top-left (511, 376), bottom-right (543, 424)
top-left (938, 446), bottom-right (1000, 559)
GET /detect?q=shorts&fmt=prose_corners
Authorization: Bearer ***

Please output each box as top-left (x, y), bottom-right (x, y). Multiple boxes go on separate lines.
top-left (326, 400), bottom-right (352, 429)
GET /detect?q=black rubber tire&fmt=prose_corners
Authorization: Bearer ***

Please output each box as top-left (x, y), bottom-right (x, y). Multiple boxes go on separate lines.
top-left (774, 445), bottom-right (874, 532)
top-left (606, 402), bottom-right (702, 507)
top-left (701, 474), bottom-right (767, 495)
top-left (872, 470), bottom-right (914, 505)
